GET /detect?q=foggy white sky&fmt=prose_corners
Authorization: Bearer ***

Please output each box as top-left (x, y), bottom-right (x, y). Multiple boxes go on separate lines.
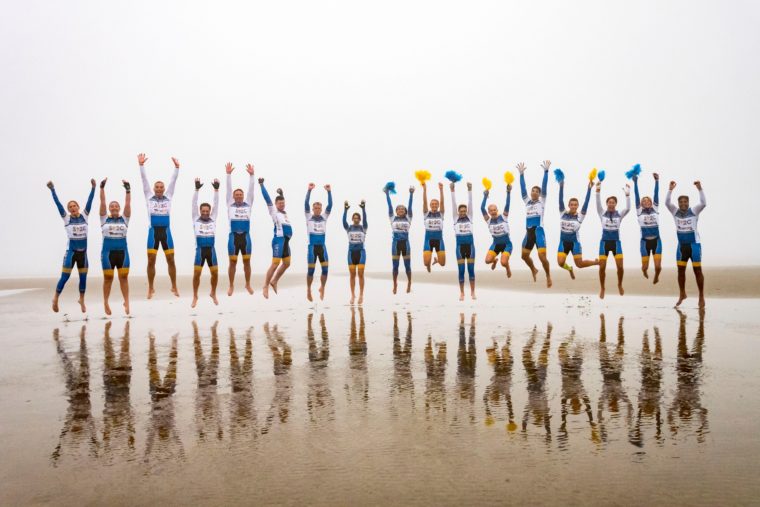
top-left (1, 0), bottom-right (758, 277)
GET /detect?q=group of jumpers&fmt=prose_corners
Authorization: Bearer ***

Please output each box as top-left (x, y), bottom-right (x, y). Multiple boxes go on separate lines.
top-left (48, 156), bottom-right (707, 315)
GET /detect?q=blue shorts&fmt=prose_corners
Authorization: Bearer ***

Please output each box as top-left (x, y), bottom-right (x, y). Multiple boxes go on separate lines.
top-left (558, 240), bottom-right (582, 256)
top-left (228, 232), bottom-right (252, 259)
top-left (101, 248), bottom-right (130, 272)
top-left (194, 246), bottom-right (218, 268)
top-left (272, 236), bottom-right (292, 260)
top-left (488, 239), bottom-right (513, 256)
top-left (308, 244), bottom-right (329, 265)
top-left (639, 237), bottom-right (662, 258)
top-left (423, 233), bottom-right (445, 253)
top-left (522, 226), bottom-right (546, 252)
top-left (599, 240), bottom-right (623, 259)
top-left (347, 248), bottom-right (366, 266)
top-left (677, 242), bottom-right (702, 266)
top-left (62, 249), bottom-right (88, 272)
top-left (147, 226), bottom-right (174, 254)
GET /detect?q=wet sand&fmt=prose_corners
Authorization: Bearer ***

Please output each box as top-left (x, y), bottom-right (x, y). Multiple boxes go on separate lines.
top-left (1, 278), bottom-right (759, 505)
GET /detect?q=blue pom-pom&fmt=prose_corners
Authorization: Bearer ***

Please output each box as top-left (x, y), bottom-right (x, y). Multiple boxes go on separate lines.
top-left (444, 170), bottom-right (462, 183)
top-left (384, 181), bottom-right (397, 194)
top-left (598, 170), bottom-right (606, 182)
top-left (553, 168), bottom-right (565, 183)
top-left (625, 163), bottom-right (642, 180)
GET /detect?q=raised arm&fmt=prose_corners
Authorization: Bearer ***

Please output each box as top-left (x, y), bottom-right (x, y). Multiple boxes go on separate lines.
top-left (665, 186), bottom-right (676, 215)
top-left (226, 172), bottom-right (234, 206)
top-left (558, 182), bottom-right (565, 212)
top-left (123, 180), bottom-right (132, 218)
top-left (467, 185), bottom-right (473, 221)
top-left (325, 187), bottom-right (333, 216)
top-left (192, 186), bottom-right (200, 222)
top-left (305, 186), bottom-right (312, 213)
top-left (620, 186), bottom-right (631, 218)
top-left (504, 185), bottom-right (512, 216)
top-left (633, 176), bottom-right (641, 209)
top-left (438, 182), bottom-right (445, 214)
top-left (450, 185), bottom-right (458, 220)
top-left (693, 182), bottom-right (706, 215)
top-left (83, 182), bottom-right (95, 216)
top-left (385, 191), bottom-right (393, 218)
top-left (342, 204), bottom-right (349, 231)
top-left (480, 191), bottom-right (489, 221)
top-left (166, 157), bottom-right (180, 199)
top-left (260, 180), bottom-right (273, 207)
top-left (99, 179), bottom-right (107, 217)
top-left (362, 202), bottom-right (368, 230)
top-left (422, 183), bottom-right (429, 214)
top-left (138, 153), bottom-right (151, 199)
top-left (245, 164), bottom-right (255, 204)
top-left (595, 185), bottom-right (604, 217)
top-left (519, 172), bottom-right (528, 201)
top-left (407, 189), bottom-right (414, 219)
top-left (653, 176), bottom-right (660, 208)
top-left (211, 182), bottom-right (220, 221)
top-left (581, 183), bottom-right (592, 216)
top-left (541, 165), bottom-right (549, 198)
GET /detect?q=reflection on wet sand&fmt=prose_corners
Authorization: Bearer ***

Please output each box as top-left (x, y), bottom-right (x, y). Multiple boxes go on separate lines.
top-left (51, 326), bottom-right (99, 465)
top-left (262, 323), bottom-right (292, 434)
top-left (453, 313), bottom-right (477, 426)
top-left (669, 309), bottom-right (709, 442)
top-left (597, 315), bottom-right (633, 445)
top-left (391, 311), bottom-right (415, 417)
top-left (629, 325), bottom-right (664, 447)
top-left (193, 321), bottom-right (222, 443)
top-left (102, 321), bottom-right (135, 461)
top-left (229, 327), bottom-right (256, 441)
top-left (345, 307), bottom-right (368, 409)
top-left (306, 313), bottom-right (334, 422)
top-left (145, 333), bottom-right (183, 465)
top-left (484, 333), bottom-right (514, 431)
top-left (522, 324), bottom-right (552, 443)
top-left (557, 329), bottom-right (598, 449)
top-left (424, 333), bottom-right (447, 420)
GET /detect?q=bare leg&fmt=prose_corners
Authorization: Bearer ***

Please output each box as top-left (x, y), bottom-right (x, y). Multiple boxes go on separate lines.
top-left (572, 255), bottom-right (599, 269)
top-left (319, 272), bottom-right (327, 301)
top-left (521, 249), bottom-right (539, 281)
top-left (557, 254), bottom-right (574, 280)
top-left (392, 272), bottom-right (398, 294)
top-left (599, 258), bottom-right (607, 299)
top-left (147, 253), bottom-right (157, 299)
top-left (243, 258), bottom-right (253, 294)
top-left (458, 282), bottom-right (465, 301)
top-left (306, 275), bottom-right (314, 302)
top-left (642, 256), bottom-right (650, 279)
top-left (103, 274), bottom-right (114, 315)
top-left (538, 251), bottom-right (552, 287)
top-left (210, 266), bottom-right (219, 305)
top-left (437, 251), bottom-right (446, 267)
top-left (676, 265), bottom-right (687, 306)
top-left (263, 261), bottom-right (278, 298)
top-left (271, 260), bottom-right (290, 292)
top-left (694, 266), bottom-right (705, 308)
top-left (615, 257), bottom-right (625, 295)
top-left (501, 253), bottom-right (512, 278)
top-left (349, 266), bottom-right (356, 304)
top-left (118, 272), bottom-right (130, 314)
top-left (485, 252), bottom-right (497, 271)
top-left (424, 251), bottom-right (432, 272)
top-left (228, 258), bottom-right (237, 296)
top-left (358, 267), bottom-right (365, 304)
top-left (653, 255), bottom-right (662, 285)
top-left (192, 269), bottom-right (201, 308)
top-left (166, 253), bottom-right (179, 297)
top-left (469, 278), bottom-right (476, 300)
top-left (52, 292), bottom-right (60, 313)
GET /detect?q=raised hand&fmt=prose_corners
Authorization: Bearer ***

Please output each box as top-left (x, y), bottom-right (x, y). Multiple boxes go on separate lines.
top-left (466, 182), bottom-right (473, 191)
top-left (324, 184), bottom-right (331, 192)
top-left (359, 199), bottom-right (366, 208)
top-left (483, 189), bottom-right (489, 196)
top-left (122, 180), bottom-right (131, 191)
top-left (540, 160), bottom-right (551, 171)
top-left (587, 181), bottom-right (594, 189)
top-left (308, 183), bottom-right (316, 191)
top-left (344, 200), bottom-right (350, 209)
top-left (137, 153), bottom-right (148, 166)
top-left (623, 183), bottom-right (631, 196)
top-left (276, 188), bottom-right (283, 197)
top-left (47, 181), bottom-right (54, 189)
top-left (171, 157), bottom-right (180, 169)
top-left (409, 185), bottom-right (415, 193)
top-left (438, 182), bottom-right (443, 190)
top-left (91, 178), bottom-right (96, 188)
top-left (212, 178), bottom-right (220, 190)
top-left (694, 180), bottom-right (702, 190)
top-left (596, 181), bottom-right (602, 192)
top-left (516, 162), bottom-right (527, 174)
top-left (100, 178), bottom-right (107, 188)
top-left (195, 178), bottom-right (203, 190)
top-left (258, 177), bottom-right (265, 185)
top-left (245, 163), bottom-right (254, 175)
top-left (449, 182), bottom-right (455, 191)
top-left (225, 162), bottom-right (234, 174)
top-left (669, 181), bottom-right (677, 191)
top-left (507, 184), bottom-right (513, 192)
top-left (653, 172), bottom-right (659, 180)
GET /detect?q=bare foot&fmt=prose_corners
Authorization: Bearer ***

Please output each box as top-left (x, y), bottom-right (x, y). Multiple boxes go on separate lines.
top-left (599, 288), bottom-right (605, 299)
top-left (676, 293), bottom-right (687, 307)
top-left (531, 268), bottom-right (538, 282)
top-left (358, 295), bottom-right (363, 305)
top-left (642, 268), bottom-right (649, 279)
top-left (546, 276), bottom-right (553, 288)
top-left (123, 301), bottom-right (130, 315)
top-left (191, 296), bottom-right (198, 308)
top-left (270, 282), bottom-right (278, 295)
top-left (618, 284), bottom-right (625, 296)
top-left (698, 296), bottom-right (705, 308)
top-left (78, 296), bottom-right (86, 313)
top-left (262, 284), bottom-right (269, 299)
top-left (104, 302), bottom-right (112, 316)
top-left (307, 290), bottom-right (313, 302)
top-left (569, 268), bottom-right (575, 280)
top-left (319, 286), bottom-right (325, 300)
top-left (246, 284), bottom-right (254, 295)
top-left (350, 295), bottom-right (355, 305)
top-left (406, 281), bottom-right (412, 293)
top-left (52, 297), bottom-right (59, 313)
top-left (432, 257), bottom-right (438, 266)
top-left (171, 287), bottom-right (179, 297)
top-left (491, 262), bottom-right (497, 271)
top-left (211, 293), bottom-right (218, 305)
top-left (426, 263), bottom-right (431, 273)
top-left (471, 292), bottom-right (477, 300)
top-left (147, 287), bottom-right (155, 300)
top-left (228, 285), bottom-right (234, 296)
top-left (393, 280), bottom-right (398, 295)
top-left (506, 266), bottom-right (512, 278)
top-left (653, 271), bottom-right (661, 284)
top-left (459, 293), bottom-right (465, 301)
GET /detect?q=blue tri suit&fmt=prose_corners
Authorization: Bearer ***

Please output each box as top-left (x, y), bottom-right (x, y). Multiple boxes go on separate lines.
top-left (305, 187), bottom-right (333, 277)
top-left (386, 190), bottom-right (414, 276)
top-left (51, 185), bottom-right (94, 295)
top-left (343, 206), bottom-right (368, 267)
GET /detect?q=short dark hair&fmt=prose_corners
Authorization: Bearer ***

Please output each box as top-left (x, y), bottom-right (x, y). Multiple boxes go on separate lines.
top-left (200, 203), bottom-right (211, 210)
top-left (678, 195), bottom-right (689, 202)
top-left (531, 185), bottom-right (541, 193)
top-left (352, 212), bottom-right (361, 220)
top-left (275, 196), bottom-right (285, 203)
top-left (568, 198), bottom-right (579, 205)
top-left (458, 204), bottom-right (467, 212)
top-left (606, 196), bottom-right (618, 204)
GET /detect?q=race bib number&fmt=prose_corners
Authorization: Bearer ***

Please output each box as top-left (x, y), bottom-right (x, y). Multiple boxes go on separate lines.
top-left (425, 218), bottom-right (443, 231)
top-left (349, 231), bottom-right (365, 243)
top-left (150, 200), bottom-right (171, 215)
top-left (195, 221), bottom-right (216, 237)
top-left (455, 222), bottom-right (472, 235)
top-left (231, 205), bottom-right (250, 221)
top-left (68, 224), bottom-right (87, 239)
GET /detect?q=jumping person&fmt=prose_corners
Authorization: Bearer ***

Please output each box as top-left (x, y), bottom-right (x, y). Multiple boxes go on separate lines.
top-left (305, 183), bottom-right (333, 302)
top-left (451, 181), bottom-right (476, 301)
top-left (99, 178), bottom-right (131, 315)
top-left (48, 179), bottom-right (96, 313)
top-left (191, 178), bottom-right (220, 308)
top-left (633, 172), bottom-right (662, 283)
top-left (557, 178), bottom-right (598, 279)
top-left (596, 179), bottom-right (631, 299)
top-left (385, 183), bottom-right (414, 294)
top-left (259, 178), bottom-right (292, 298)
top-left (481, 182), bottom-right (513, 277)
top-left (343, 200), bottom-right (368, 305)
top-left (138, 153), bottom-right (180, 299)
top-left (422, 181), bottom-right (446, 271)
top-left (518, 161), bottom-right (552, 287)
top-left (665, 180), bottom-right (707, 307)
top-left (225, 162), bottom-right (256, 296)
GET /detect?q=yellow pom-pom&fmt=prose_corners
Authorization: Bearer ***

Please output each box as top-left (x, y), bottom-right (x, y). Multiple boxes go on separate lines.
top-left (414, 170), bottom-right (431, 184)
top-left (482, 177), bottom-right (492, 191)
top-left (503, 171), bottom-right (515, 185)
top-left (588, 167), bottom-right (598, 182)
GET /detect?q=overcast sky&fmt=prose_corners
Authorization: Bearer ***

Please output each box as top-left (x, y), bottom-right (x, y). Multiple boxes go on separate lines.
top-left (1, 0), bottom-right (758, 277)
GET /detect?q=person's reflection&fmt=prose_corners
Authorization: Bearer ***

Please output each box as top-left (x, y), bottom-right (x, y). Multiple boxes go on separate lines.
top-left (229, 327), bottom-right (256, 441)
top-left (144, 333), bottom-right (184, 463)
top-left (629, 327), bottom-right (663, 448)
top-left (454, 313), bottom-right (477, 426)
top-left (193, 321), bottom-right (222, 442)
top-left (262, 323), bottom-right (292, 434)
top-left (483, 334), bottom-right (515, 431)
top-left (306, 313), bottom-right (334, 422)
top-left (345, 307), bottom-right (369, 409)
top-left (557, 329), bottom-right (598, 450)
top-left (102, 321), bottom-right (135, 461)
top-left (596, 314), bottom-right (633, 444)
top-left (521, 324), bottom-right (552, 443)
top-left (424, 334), bottom-right (447, 419)
top-left (51, 326), bottom-right (99, 465)
top-left (668, 309), bottom-right (708, 443)
top-left (390, 311), bottom-right (415, 417)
